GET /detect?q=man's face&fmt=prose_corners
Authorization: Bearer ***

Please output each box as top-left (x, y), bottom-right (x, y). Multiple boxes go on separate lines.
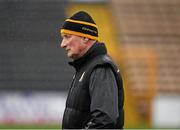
top-left (60, 33), bottom-right (86, 60)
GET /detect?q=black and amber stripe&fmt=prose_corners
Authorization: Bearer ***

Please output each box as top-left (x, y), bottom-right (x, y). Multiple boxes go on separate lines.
top-left (61, 19), bottom-right (98, 40)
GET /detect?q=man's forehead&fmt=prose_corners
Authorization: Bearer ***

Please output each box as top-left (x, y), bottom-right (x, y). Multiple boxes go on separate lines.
top-left (61, 33), bottom-right (83, 39)
top-left (61, 33), bottom-right (71, 36)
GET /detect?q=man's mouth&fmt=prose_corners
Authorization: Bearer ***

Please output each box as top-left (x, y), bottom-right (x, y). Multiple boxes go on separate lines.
top-left (66, 49), bottom-right (70, 53)
top-left (66, 49), bottom-right (70, 51)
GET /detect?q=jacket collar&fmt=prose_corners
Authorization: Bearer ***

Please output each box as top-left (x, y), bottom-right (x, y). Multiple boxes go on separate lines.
top-left (69, 42), bottom-right (107, 71)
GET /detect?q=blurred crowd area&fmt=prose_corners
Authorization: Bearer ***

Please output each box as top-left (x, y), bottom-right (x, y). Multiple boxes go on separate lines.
top-left (0, 0), bottom-right (180, 129)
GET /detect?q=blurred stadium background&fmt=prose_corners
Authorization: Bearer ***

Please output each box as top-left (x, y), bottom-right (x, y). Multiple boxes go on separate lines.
top-left (0, 0), bottom-right (180, 129)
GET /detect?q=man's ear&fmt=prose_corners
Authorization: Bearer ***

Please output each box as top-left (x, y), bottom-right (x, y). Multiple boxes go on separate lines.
top-left (84, 37), bottom-right (89, 42)
top-left (80, 37), bottom-right (89, 44)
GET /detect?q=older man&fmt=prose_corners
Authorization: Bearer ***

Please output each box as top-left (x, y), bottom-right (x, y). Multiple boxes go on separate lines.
top-left (60, 11), bottom-right (124, 129)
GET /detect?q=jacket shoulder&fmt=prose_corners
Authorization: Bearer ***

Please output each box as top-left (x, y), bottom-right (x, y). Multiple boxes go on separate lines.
top-left (94, 55), bottom-right (119, 72)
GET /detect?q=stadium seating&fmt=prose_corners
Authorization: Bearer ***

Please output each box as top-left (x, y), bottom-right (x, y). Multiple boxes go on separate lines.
top-left (111, 0), bottom-right (180, 127)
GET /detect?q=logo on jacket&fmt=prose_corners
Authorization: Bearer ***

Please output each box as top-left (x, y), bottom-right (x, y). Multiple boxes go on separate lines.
top-left (117, 69), bottom-right (120, 73)
top-left (79, 72), bottom-right (85, 82)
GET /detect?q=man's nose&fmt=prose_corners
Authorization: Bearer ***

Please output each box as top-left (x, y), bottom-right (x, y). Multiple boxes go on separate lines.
top-left (60, 40), bottom-right (67, 48)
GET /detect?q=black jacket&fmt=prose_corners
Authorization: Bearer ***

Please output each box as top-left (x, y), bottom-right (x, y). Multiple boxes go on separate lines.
top-left (62, 42), bottom-right (124, 129)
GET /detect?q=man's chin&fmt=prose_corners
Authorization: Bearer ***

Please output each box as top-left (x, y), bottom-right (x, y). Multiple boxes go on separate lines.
top-left (67, 54), bottom-right (79, 60)
top-left (67, 53), bottom-right (74, 59)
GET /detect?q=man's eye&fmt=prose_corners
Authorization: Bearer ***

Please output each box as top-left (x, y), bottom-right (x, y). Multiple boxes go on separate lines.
top-left (65, 35), bottom-right (71, 38)
top-left (61, 34), bottom-right (71, 39)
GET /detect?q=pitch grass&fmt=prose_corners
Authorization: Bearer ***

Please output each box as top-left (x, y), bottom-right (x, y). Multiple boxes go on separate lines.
top-left (1, 124), bottom-right (179, 129)
top-left (0, 124), bottom-right (61, 129)
top-left (0, 123), bottom-right (150, 129)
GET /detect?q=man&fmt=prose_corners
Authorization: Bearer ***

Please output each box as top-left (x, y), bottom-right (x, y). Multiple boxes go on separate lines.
top-left (60, 11), bottom-right (124, 129)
